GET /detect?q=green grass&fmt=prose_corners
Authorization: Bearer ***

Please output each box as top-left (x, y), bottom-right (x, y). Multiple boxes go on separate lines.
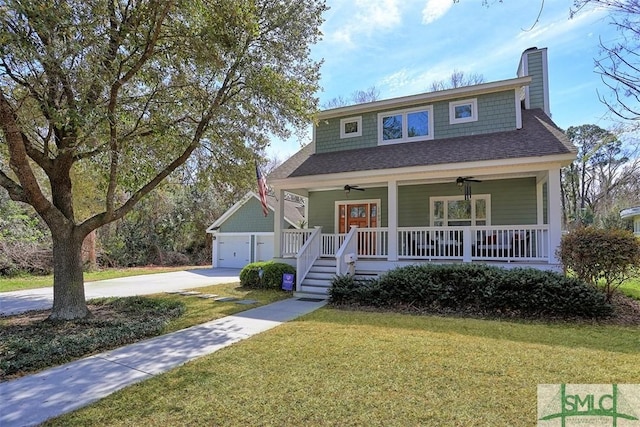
top-left (45, 308), bottom-right (640, 427)
top-left (0, 266), bottom-right (207, 292)
top-left (619, 276), bottom-right (640, 300)
top-left (0, 283), bottom-right (289, 380)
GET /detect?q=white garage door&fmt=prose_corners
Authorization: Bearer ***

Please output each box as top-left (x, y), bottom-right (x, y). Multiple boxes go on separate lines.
top-left (255, 234), bottom-right (274, 262)
top-left (217, 235), bottom-right (251, 268)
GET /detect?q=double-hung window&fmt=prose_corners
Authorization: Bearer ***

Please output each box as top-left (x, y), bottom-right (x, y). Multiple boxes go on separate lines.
top-left (378, 106), bottom-right (433, 145)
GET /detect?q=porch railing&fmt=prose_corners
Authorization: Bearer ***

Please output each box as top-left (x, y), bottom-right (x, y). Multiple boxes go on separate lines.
top-left (282, 229), bottom-right (313, 257)
top-left (282, 225), bottom-right (550, 263)
top-left (295, 227), bottom-right (322, 291)
top-left (398, 227), bottom-right (464, 259)
top-left (321, 233), bottom-right (346, 257)
top-left (470, 225), bottom-right (549, 261)
top-left (356, 227), bottom-right (389, 259)
top-left (398, 225), bottom-right (549, 261)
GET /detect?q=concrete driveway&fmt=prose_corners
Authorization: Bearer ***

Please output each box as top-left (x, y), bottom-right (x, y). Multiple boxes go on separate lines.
top-left (0, 268), bottom-right (241, 316)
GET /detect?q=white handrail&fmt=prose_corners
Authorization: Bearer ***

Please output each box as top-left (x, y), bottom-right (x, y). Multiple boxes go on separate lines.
top-left (295, 227), bottom-right (322, 291)
top-left (335, 226), bottom-right (358, 276)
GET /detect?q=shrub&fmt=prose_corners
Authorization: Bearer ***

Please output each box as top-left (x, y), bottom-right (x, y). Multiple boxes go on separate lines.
top-left (558, 227), bottom-right (640, 301)
top-left (329, 263), bottom-right (612, 319)
top-left (240, 261), bottom-right (296, 290)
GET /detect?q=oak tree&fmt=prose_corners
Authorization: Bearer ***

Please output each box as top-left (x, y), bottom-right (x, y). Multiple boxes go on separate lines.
top-left (0, 0), bottom-right (326, 319)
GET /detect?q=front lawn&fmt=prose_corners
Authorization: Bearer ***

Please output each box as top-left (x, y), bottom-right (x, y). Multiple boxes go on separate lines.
top-left (45, 308), bottom-right (640, 427)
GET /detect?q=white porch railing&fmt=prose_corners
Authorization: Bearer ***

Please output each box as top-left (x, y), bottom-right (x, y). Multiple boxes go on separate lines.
top-left (470, 225), bottom-right (549, 261)
top-left (335, 226), bottom-right (358, 276)
top-left (321, 233), bottom-right (346, 257)
top-left (295, 227), bottom-right (322, 291)
top-left (397, 225), bottom-right (549, 261)
top-left (398, 227), bottom-right (464, 259)
top-left (283, 225), bottom-right (550, 263)
top-left (282, 229), bottom-right (313, 257)
top-left (355, 227), bottom-right (389, 259)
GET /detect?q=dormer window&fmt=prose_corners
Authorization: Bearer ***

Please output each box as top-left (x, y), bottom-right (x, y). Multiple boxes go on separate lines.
top-left (449, 98), bottom-right (478, 124)
top-left (340, 116), bottom-right (362, 138)
top-left (378, 106), bottom-right (433, 145)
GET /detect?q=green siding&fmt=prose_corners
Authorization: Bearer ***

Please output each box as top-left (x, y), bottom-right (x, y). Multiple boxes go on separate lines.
top-left (308, 188), bottom-right (388, 233)
top-left (434, 91), bottom-right (516, 139)
top-left (527, 50), bottom-right (545, 111)
top-left (490, 178), bottom-right (537, 225)
top-left (309, 179), bottom-right (537, 229)
top-left (219, 197), bottom-right (274, 233)
top-left (315, 91), bottom-right (517, 154)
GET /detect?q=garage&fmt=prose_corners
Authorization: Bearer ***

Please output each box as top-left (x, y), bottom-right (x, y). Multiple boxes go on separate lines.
top-left (216, 235), bottom-right (251, 268)
top-left (206, 191), bottom-right (305, 268)
top-left (255, 234), bottom-right (274, 262)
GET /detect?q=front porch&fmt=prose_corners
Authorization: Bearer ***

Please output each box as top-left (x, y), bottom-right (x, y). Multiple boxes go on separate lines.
top-left (279, 224), bottom-right (555, 296)
top-left (270, 165), bottom-right (566, 296)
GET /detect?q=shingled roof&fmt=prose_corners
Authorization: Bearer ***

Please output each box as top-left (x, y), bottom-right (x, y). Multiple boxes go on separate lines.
top-left (276, 109), bottom-right (575, 179)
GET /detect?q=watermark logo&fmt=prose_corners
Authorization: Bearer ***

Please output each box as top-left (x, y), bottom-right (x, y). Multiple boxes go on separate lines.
top-left (538, 384), bottom-right (640, 426)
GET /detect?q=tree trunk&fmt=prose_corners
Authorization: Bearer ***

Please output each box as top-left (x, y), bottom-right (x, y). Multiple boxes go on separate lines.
top-left (49, 227), bottom-right (90, 320)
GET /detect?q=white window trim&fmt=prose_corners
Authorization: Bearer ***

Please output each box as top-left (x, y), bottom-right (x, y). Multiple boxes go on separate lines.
top-left (378, 105), bottom-right (434, 145)
top-left (449, 98), bottom-right (478, 124)
top-left (429, 194), bottom-right (491, 227)
top-left (340, 116), bottom-right (362, 138)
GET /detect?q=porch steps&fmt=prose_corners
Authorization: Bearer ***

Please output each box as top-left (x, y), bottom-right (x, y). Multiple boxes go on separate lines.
top-left (295, 258), bottom-right (336, 299)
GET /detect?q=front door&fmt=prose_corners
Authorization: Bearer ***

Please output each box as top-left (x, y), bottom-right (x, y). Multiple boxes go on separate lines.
top-left (338, 203), bottom-right (377, 233)
top-left (338, 202), bottom-right (378, 255)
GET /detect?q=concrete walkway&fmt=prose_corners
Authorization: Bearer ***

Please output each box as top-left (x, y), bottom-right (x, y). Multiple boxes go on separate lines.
top-left (0, 268), bottom-right (241, 315)
top-left (0, 297), bottom-right (326, 427)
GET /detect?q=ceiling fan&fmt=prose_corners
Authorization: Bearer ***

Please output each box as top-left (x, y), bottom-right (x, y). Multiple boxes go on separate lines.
top-left (455, 177), bottom-right (482, 200)
top-left (456, 176), bottom-right (482, 186)
top-left (344, 184), bottom-right (365, 196)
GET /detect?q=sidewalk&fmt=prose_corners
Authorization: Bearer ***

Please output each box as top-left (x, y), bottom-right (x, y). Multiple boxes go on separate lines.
top-left (0, 297), bottom-right (326, 427)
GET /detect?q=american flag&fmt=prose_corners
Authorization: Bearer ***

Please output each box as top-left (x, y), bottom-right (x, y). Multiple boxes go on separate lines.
top-left (255, 160), bottom-right (269, 217)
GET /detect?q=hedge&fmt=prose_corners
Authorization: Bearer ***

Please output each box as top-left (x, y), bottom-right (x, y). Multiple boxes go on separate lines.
top-left (329, 263), bottom-right (612, 319)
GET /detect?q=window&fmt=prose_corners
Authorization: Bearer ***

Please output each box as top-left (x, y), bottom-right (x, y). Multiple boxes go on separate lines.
top-left (378, 106), bottom-right (433, 144)
top-left (430, 195), bottom-right (490, 227)
top-left (449, 98), bottom-right (478, 124)
top-left (340, 116), bottom-right (362, 138)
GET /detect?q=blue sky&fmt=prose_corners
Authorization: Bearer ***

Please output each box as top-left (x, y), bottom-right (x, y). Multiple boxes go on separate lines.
top-left (268, 0), bottom-right (620, 160)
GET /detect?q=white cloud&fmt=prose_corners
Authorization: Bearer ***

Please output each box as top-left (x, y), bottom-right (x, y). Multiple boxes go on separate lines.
top-left (325, 0), bottom-right (402, 49)
top-left (421, 0), bottom-right (453, 25)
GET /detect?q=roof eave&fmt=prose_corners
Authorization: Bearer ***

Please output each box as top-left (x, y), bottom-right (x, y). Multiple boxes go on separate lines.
top-left (270, 152), bottom-right (576, 189)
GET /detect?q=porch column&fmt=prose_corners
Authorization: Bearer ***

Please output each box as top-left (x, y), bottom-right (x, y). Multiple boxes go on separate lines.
top-left (547, 167), bottom-right (562, 264)
top-left (388, 179), bottom-right (398, 261)
top-left (273, 187), bottom-right (286, 257)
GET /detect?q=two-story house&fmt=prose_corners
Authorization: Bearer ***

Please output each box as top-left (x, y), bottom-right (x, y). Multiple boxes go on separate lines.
top-left (268, 47), bottom-right (577, 297)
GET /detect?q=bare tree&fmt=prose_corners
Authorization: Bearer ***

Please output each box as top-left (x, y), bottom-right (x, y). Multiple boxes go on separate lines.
top-left (572, 1), bottom-right (640, 122)
top-left (322, 86), bottom-right (380, 109)
top-left (429, 70), bottom-right (485, 92)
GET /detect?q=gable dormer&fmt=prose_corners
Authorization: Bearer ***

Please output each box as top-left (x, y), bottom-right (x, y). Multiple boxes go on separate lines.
top-left (517, 47), bottom-right (550, 117)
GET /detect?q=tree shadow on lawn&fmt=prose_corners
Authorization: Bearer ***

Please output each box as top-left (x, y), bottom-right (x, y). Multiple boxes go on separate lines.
top-left (309, 304), bottom-right (640, 355)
